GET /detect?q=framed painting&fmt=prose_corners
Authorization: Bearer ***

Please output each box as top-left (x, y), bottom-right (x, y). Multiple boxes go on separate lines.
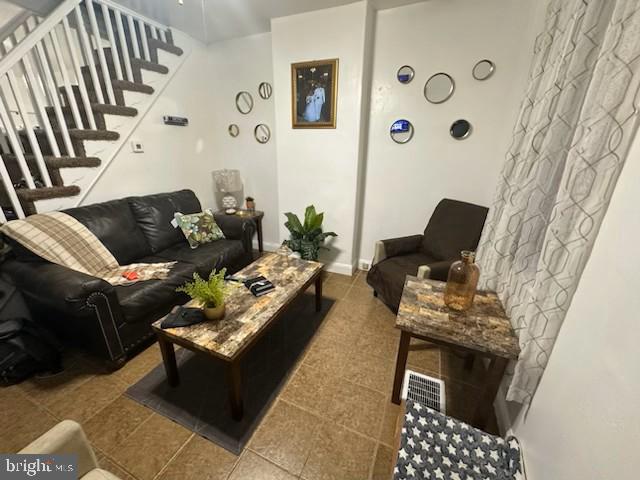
top-left (291, 59), bottom-right (338, 129)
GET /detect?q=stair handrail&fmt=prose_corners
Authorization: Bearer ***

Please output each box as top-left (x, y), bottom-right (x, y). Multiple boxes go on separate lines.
top-left (0, 0), bottom-right (81, 77)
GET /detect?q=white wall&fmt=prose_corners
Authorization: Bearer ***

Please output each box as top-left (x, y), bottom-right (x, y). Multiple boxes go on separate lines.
top-left (357, 0), bottom-right (542, 264)
top-left (271, 1), bottom-right (372, 274)
top-left (504, 130), bottom-right (640, 480)
top-left (82, 32), bottom-right (223, 210)
top-left (207, 32), bottom-right (279, 249)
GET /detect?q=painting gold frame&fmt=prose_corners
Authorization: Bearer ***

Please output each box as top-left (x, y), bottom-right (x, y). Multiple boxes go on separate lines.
top-left (291, 59), bottom-right (338, 129)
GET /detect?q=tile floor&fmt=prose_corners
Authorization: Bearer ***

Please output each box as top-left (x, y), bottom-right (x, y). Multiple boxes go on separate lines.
top-left (0, 270), bottom-right (496, 480)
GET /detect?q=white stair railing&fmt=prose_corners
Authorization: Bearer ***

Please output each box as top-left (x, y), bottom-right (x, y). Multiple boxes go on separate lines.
top-left (0, 0), bottom-right (173, 220)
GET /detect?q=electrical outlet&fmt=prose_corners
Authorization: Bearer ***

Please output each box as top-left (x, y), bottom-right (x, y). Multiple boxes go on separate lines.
top-left (359, 260), bottom-right (371, 271)
top-left (131, 141), bottom-right (144, 153)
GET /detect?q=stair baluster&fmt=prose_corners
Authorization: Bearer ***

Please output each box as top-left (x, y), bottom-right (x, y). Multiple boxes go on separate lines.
top-left (5, 70), bottom-right (53, 186)
top-left (61, 16), bottom-right (97, 130)
top-left (48, 27), bottom-right (84, 129)
top-left (114, 10), bottom-right (133, 83)
top-left (100, 3), bottom-right (123, 82)
top-left (0, 88), bottom-right (36, 188)
top-left (85, 0), bottom-right (116, 105)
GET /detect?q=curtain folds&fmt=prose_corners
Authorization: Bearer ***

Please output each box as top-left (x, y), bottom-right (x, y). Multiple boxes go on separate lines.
top-left (477, 0), bottom-right (640, 404)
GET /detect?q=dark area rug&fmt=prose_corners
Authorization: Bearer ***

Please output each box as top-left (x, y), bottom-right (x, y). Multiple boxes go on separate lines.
top-left (126, 293), bottom-right (334, 455)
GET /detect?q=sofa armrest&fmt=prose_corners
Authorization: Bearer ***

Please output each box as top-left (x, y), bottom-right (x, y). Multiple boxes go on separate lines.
top-left (381, 235), bottom-right (423, 259)
top-left (20, 420), bottom-right (99, 477)
top-left (2, 260), bottom-right (113, 315)
top-left (214, 213), bottom-right (256, 253)
top-left (417, 260), bottom-right (453, 281)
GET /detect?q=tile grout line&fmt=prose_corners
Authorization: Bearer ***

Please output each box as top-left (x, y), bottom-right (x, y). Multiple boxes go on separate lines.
top-left (151, 432), bottom-right (196, 480)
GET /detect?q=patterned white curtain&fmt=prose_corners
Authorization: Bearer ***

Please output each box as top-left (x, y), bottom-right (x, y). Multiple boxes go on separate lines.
top-left (477, 0), bottom-right (640, 404)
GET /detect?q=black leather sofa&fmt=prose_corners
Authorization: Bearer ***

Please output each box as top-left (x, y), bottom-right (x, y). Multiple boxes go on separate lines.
top-left (1, 189), bottom-right (255, 367)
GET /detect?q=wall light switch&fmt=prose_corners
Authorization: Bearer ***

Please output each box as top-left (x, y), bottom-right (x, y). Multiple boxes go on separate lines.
top-left (131, 141), bottom-right (144, 153)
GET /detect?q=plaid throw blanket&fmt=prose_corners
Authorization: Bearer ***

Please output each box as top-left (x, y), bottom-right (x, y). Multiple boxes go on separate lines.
top-left (1, 211), bottom-right (175, 286)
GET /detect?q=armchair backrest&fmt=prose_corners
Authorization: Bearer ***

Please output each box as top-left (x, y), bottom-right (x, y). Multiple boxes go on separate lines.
top-left (421, 199), bottom-right (489, 261)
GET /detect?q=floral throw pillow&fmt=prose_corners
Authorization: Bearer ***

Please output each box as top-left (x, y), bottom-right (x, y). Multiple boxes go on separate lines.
top-left (175, 209), bottom-right (225, 249)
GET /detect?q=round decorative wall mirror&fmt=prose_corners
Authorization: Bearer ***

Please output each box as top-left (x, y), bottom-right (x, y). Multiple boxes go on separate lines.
top-left (424, 73), bottom-right (455, 104)
top-left (258, 82), bottom-right (273, 99)
top-left (472, 59), bottom-right (495, 81)
top-left (254, 124), bottom-right (271, 144)
top-left (396, 65), bottom-right (415, 84)
top-left (390, 119), bottom-right (414, 144)
top-left (228, 124), bottom-right (239, 137)
top-left (235, 91), bottom-right (253, 114)
top-left (450, 119), bottom-right (472, 140)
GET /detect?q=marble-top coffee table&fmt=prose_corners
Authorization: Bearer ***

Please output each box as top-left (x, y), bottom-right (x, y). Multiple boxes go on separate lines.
top-left (152, 253), bottom-right (323, 421)
top-left (391, 277), bottom-right (520, 429)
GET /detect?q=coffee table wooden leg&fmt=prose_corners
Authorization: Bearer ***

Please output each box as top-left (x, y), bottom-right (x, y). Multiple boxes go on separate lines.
top-left (158, 336), bottom-right (179, 387)
top-left (227, 360), bottom-right (244, 421)
top-left (472, 356), bottom-right (508, 429)
top-left (392, 331), bottom-right (411, 404)
top-left (315, 274), bottom-right (323, 312)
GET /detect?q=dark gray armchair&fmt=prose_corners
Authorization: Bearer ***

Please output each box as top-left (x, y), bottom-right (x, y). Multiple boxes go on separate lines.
top-left (366, 199), bottom-right (489, 312)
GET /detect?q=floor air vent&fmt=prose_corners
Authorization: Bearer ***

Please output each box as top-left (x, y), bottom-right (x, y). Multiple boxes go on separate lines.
top-left (401, 370), bottom-right (446, 413)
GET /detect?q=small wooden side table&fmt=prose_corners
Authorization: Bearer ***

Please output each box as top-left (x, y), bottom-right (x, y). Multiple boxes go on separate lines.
top-left (217, 209), bottom-right (265, 252)
top-left (392, 277), bottom-right (520, 429)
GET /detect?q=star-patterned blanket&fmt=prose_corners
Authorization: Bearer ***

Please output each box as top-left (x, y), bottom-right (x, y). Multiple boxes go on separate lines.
top-left (394, 399), bottom-right (522, 480)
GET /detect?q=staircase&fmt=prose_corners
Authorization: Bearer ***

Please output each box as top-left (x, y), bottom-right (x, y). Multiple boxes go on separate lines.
top-left (0, 0), bottom-right (185, 220)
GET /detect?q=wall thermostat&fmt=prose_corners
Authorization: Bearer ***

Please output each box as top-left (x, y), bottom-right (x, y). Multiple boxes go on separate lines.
top-left (131, 141), bottom-right (144, 153)
top-left (163, 115), bottom-right (189, 126)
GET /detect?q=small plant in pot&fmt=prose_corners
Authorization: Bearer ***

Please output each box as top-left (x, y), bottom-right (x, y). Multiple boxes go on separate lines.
top-left (177, 268), bottom-right (228, 320)
top-left (282, 205), bottom-right (337, 261)
top-left (245, 196), bottom-right (255, 211)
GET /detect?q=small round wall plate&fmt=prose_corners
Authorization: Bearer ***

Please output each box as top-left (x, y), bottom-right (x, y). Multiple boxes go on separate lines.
top-left (236, 91), bottom-right (254, 114)
top-left (450, 119), bottom-right (472, 140)
top-left (390, 119), bottom-right (414, 144)
top-left (397, 65), bottom-right (415, 84)
top-left (254, 124), bottom-right (271, 144)
top-left (424, 72), bottom-right (455, 104)
top-left (258, 82), bottom-right (273, 99)
top-left (472, 59), bottom-right (495, 81)
top-left (228, 124), bottom-right (239, 137)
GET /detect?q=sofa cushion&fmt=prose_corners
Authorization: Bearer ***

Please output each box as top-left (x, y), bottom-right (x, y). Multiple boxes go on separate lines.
top-left (367, 252), bottom-right (437, 312)
top-left (154, 239), bottom-right (246, 277)
top-left (421, 199), bottom-right (488, 261)
top-left (114, 258), bottom-right (196, 323)
top-left (128, 190), bottom-right (202, 253)
top-left (64, 199), bottom-right (151, 265)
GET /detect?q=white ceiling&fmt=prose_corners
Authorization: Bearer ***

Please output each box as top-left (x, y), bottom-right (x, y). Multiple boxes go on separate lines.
top-left (115, 0), bottom-right (425, 44)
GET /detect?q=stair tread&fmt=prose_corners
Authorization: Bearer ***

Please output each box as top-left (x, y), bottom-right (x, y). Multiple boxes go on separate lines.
top-left (46, 103), bottom-right (138, 117)
top-left (16, 185), bottom-right (80, 202)
top-left (23, 129), bottom-right (120, 141)
top-left (131, 58), bottom-right (169, 74)
top-left (111, 80), bottom-right (154, 94)
top-left (149, 38), bottom-right (183, 56)
top-left (68, 129), bottom-right (119, 141)
top-left (3, 154), bottom-right (100, 165)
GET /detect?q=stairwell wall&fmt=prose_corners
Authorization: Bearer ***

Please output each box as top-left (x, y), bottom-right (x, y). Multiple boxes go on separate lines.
top-left (81, 30), bottom-right (224, 210)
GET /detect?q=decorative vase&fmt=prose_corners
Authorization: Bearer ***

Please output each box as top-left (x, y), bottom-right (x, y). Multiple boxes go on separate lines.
top-left (444, 251), bottom-right (480, 312)
top-left (246, 199), bottom-right (255, 211)
top-left (203, 303), bottom-right (225, 321)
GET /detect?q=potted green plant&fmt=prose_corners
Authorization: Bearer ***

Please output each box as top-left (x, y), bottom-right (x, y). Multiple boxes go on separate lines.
top-left (282, 205), bottom-right (337, 261)
top-left (177, 268), bottom-right (228, 320)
